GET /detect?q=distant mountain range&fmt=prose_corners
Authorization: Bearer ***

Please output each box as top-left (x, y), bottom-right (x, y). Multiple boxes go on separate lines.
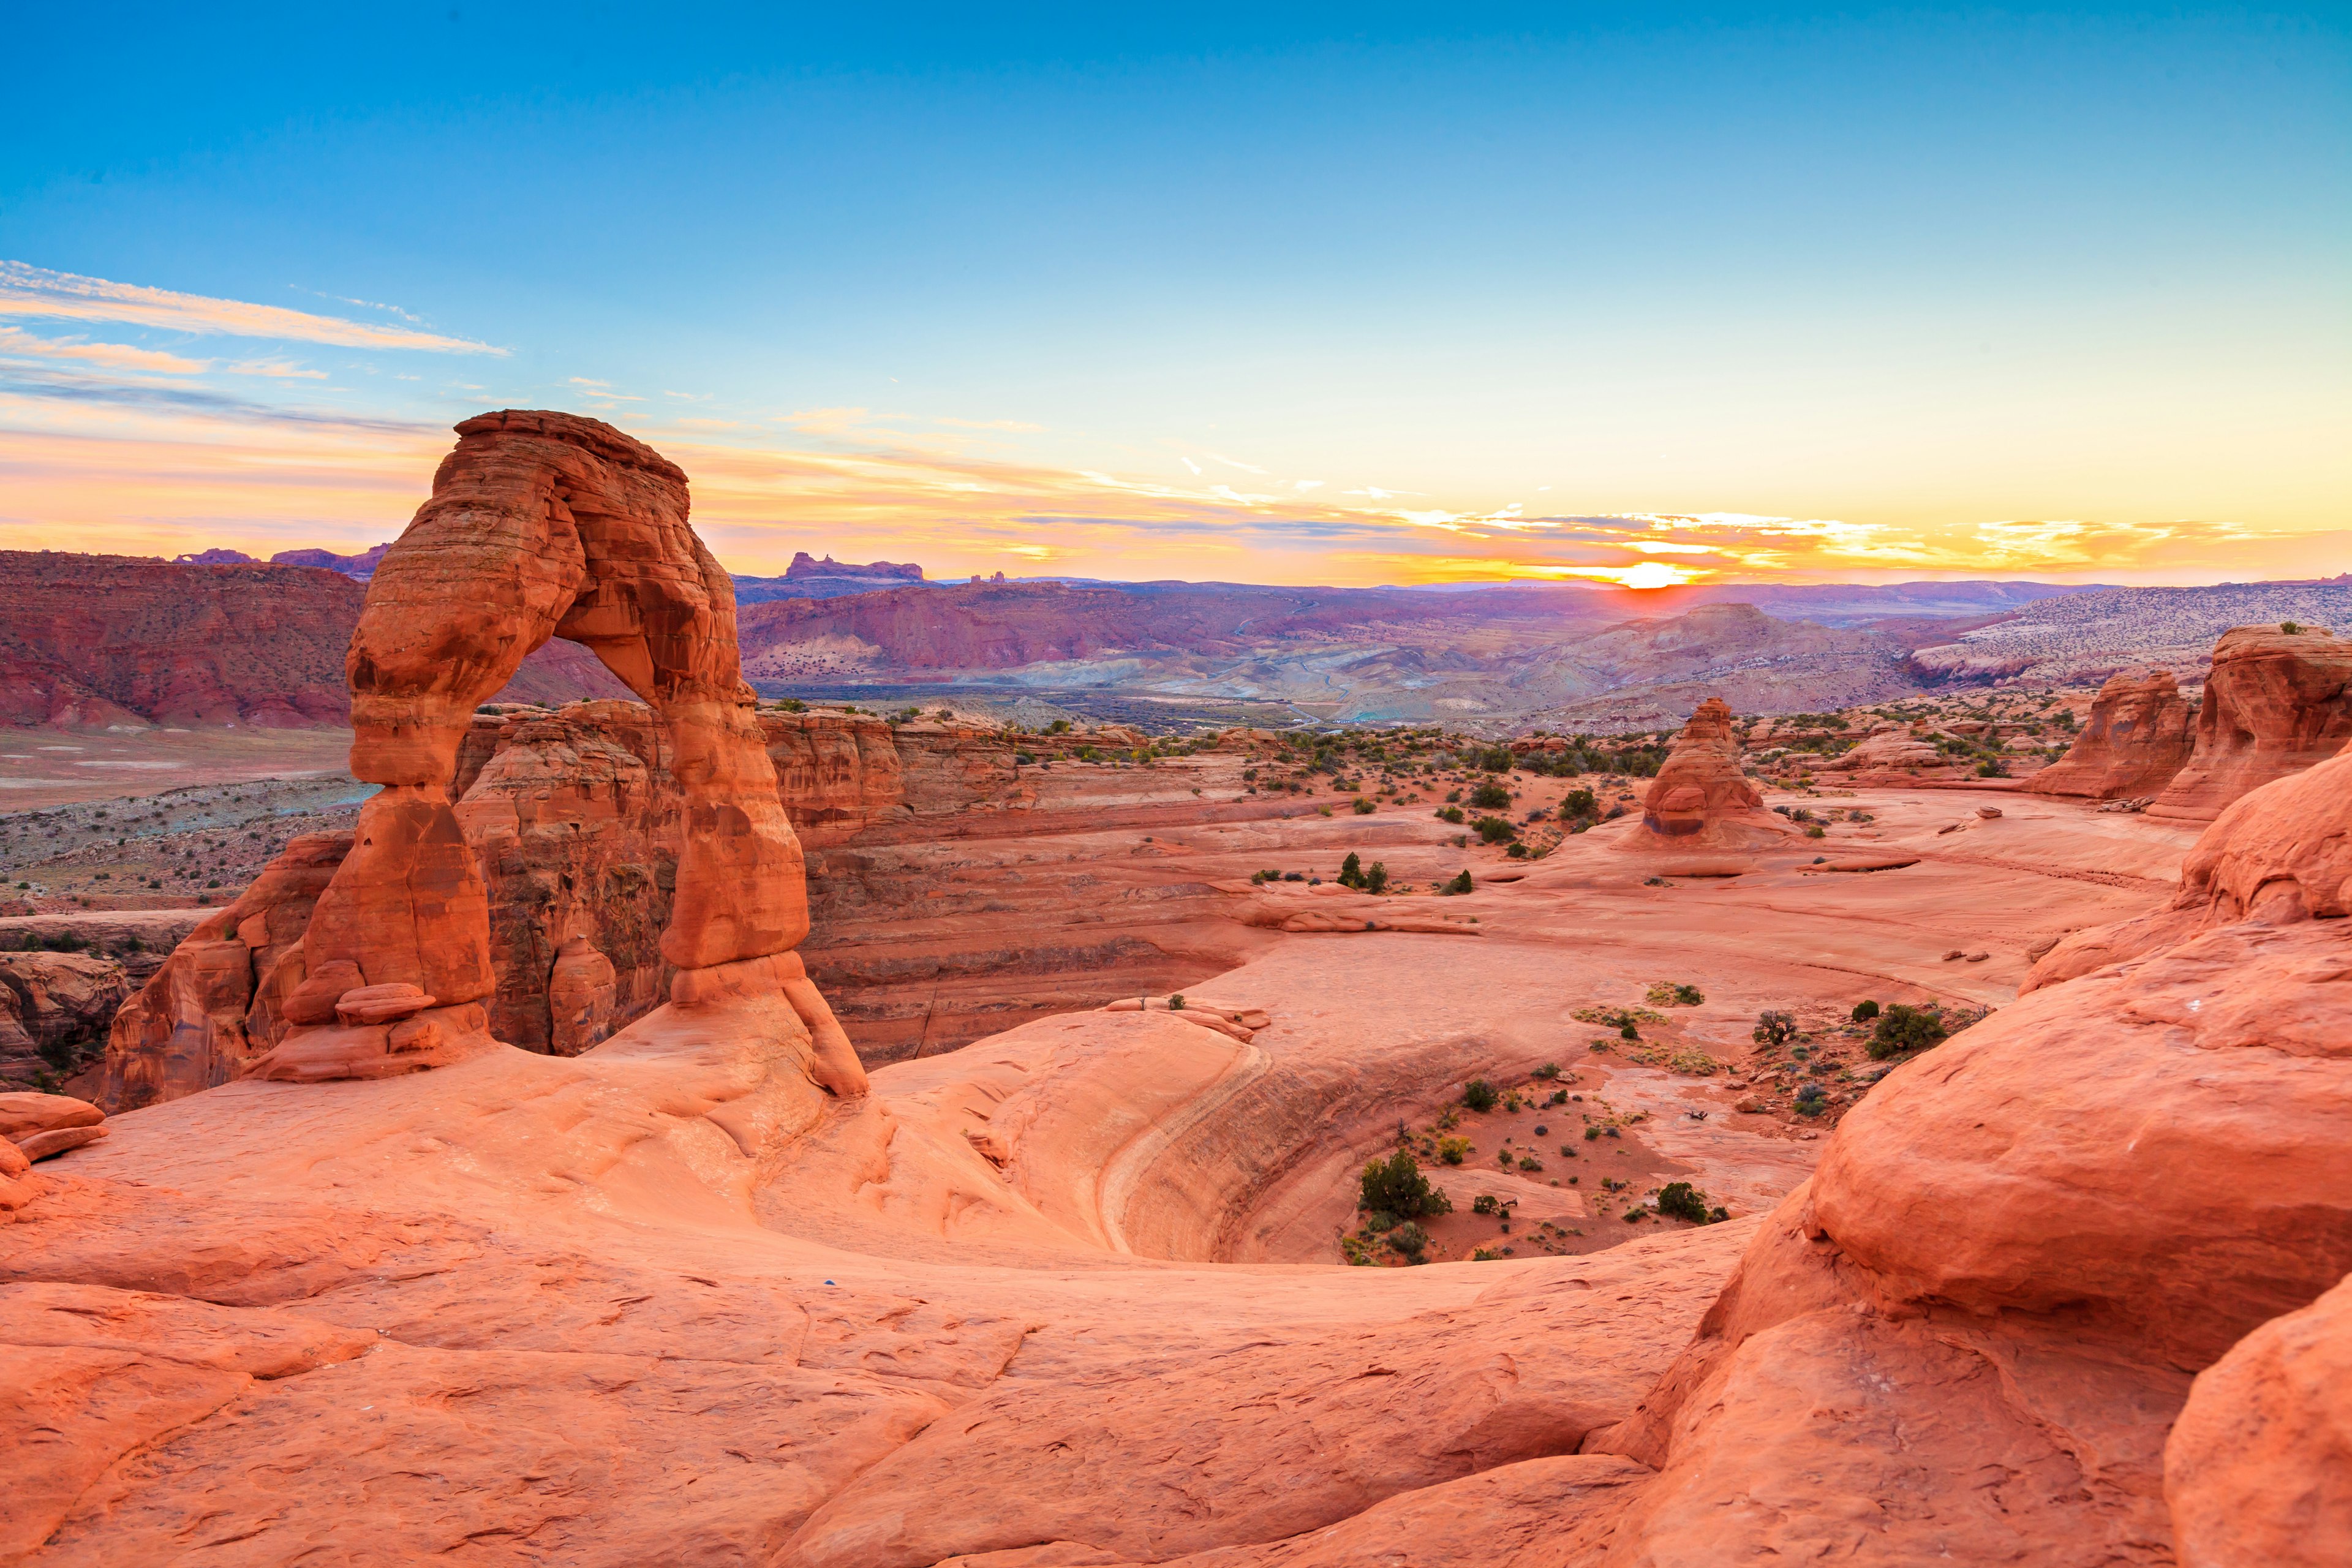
top-left (2, 545), bottom-right (2329, 734)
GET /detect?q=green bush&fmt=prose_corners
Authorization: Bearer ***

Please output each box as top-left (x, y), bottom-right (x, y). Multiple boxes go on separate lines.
top-left (1655, 1182), bottom-right (1712, 1224)
top-left (1338, 851), bottom-right (1365, 888)
top-left (1365, 861), bottom-right (1389, 894)
top-left (1445, 870), bottom-right (1474, 895)
top-left (1618, 1020), bottom-right (1640, 1041)
top-left (1462, 1079), bottom-right (1499, 1112)
top-left (1471, 781), bottom-right (1510, 809)
top-left (1472, 1194), bottom-right (1499, 1215)
top-left (1584, 1125), bottom-right (1602, 1141)
top-left (1358, 1151), bottom-right (1452, 1219)
top-left (1532, 1063), bottom-right (1560, 1080)
top-left (1869, 1003), bottom-right (1948, 1059)
top-left (1560, 787), bottom-right (1597, 819)
top-left (1352, 796), bottom-right (1376, 814)
top-left (1752, 1010), bottom-right (1797, 1046)
top-left (1472, 815), bottom-right (1517, 843)
top-left (1436, 805), bottom-right (1465, 824)
top-left (1851, 999), bottom-right (1880, 1022)
top-left (1436, 1136), bottom-right (1472, 1164)
top-left (1388, 1221), bottom-right (1430, 1258)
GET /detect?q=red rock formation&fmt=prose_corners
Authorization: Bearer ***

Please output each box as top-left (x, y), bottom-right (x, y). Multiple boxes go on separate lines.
top-left (92, 832), bottom-right (348, 1107)
top-left (0, 951), bottom-right (129, 1088)
top-left (2148, 625), bottom-right (2352, 823)
top-left (2026, 734), bottom-right (2352, 990)
top-left (243, 410), bottom-right (863, 1096)
top-left (1589, 729), bottom-right (2352, 1562)
top-left (2165, 1270), bottom-right (2352, 1568)
top-left (1626, 698), bottom-right (1793, 852)
top-left (453, 702), bottom-right (678, 1054)
top-left (2026, 667), bottom-right (2195, 799)
top-left (760, 710), bottom-right (906, 845)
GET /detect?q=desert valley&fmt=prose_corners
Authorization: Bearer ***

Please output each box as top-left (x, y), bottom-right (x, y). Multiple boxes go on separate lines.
top-left (0, 412), bottom-right (2345, 1566)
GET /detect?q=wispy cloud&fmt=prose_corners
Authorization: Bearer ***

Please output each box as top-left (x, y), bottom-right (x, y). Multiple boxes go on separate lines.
top-left (0, 262), bottom-right (503, 354)
top-left (225, 357), bottom-right (328, 380)
top-left (0, 326), bottom-right (209, 374)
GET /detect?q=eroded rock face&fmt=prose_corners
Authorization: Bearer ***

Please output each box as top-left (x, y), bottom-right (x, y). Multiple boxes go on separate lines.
top-left (1629, 698), bottom-right (1792, 851)
top-left (92, 834), bottom-right (349, 1109)
top-left (2028, 668), bottom-right (2195, 800)
top-left (2148, 625), bottom-right (2352, 823)
top-left (1, 952), bottom-right (129, 1089)
top-left (197, 410), bottom-right (865, 1096)
top-left (760, 710), bottom-right (906, 845)
top-left (1591, 728), bottom-right (2352, 1564)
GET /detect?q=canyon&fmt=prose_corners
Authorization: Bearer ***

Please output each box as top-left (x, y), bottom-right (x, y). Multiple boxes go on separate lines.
top-left (1, 415), bottom-right (2344, 1566)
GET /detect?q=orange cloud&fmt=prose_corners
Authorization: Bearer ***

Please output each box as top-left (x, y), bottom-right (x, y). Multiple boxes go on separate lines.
top-left (1, 393), bottom-right (2343, 589)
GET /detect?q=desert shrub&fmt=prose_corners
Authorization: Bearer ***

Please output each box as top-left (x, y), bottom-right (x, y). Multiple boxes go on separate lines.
top-left (1359, 1151), bottom-right (1451, 1219)
top-left (2282, 620), bottom-right (2301, 634)
top-left (1975, 758), bottom-right (2007, 778)
top-left (1352, 797), bottom-right (1375, 814)
top-left (1338, 851), bottom-right (1365, 888)
top-left (1623, 1208), bottom-right (1648, 1223)
top-left (1472, 1246), bottom-right (1502, 1261)
top-left (1476, 747), bottom-right (1514, 772)
top-left (1793, 1084), bottom-right (1829, 1116)
top-left (1472, 1193), bottom-right (1499, 1215)
top-left (1655, 1182), bottom-right (1712, 1224)
top-left (1804, 824), bottom-right (1826, 839)
top-left (1517, 1155), bottom-right (1542, 1172)
top-left (1436, 1136), bottom-right (1472, 1165)
top-left (1752, 1009), bottom-right (1798, 1046)
top-left (1532, 1063), bottom-right (1560, 1080)
top-left (1560, 787), bottom-right (1597, 819)
top-left (1869, 1003), bottom-right (1948, 1059)
top-left (1388, 1221), bottom-right (1430, 1258)
top-left (1618, 1020), bottom-right (1640, 1041)
top-left (1445, 870), bottom-right (1474, 895)
top-left (1646, 982), bottom-right (1705, 1006)
top-left (1473, 815), bottom-right (1517, 843)
top-left (1471, 781), bottom-right (1511, 809)
top-left (1583, 1125), bottom-right (1602, 1141)
top-left (1362, 1209), bottom-right (1398, 1232)
top-left (1436, 805), bottom-right (1465, 824)
top-left (1365, 861), bottom-right (1389, 894)
top-left (1462, 1079), bottom-right (1499, 1112)
top-left (1851, 998), bottom-right (1881, 1022)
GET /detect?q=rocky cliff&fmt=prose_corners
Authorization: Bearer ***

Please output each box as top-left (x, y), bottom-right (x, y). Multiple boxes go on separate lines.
top-left (2026, 667), bottom-right (2195, 799)
top-left (2147, 625), bottom-right (2352, 822)
top-left (0, 550), bottom-right (631, 730)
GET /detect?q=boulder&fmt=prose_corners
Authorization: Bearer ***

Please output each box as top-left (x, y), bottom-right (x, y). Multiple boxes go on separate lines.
top-left (2165, 1269), bottom-right (2352, 1568)
top-left (0, 1092), bottom-right (103, 1143)
top-left (2148, 626), bottom-right (2352, 823)
top-left (2026, 668), bottom-right (2195, 800)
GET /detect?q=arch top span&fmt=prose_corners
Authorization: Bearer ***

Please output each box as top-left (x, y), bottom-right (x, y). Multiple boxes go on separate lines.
top-left (251, 410), bottom-right (867, 1098)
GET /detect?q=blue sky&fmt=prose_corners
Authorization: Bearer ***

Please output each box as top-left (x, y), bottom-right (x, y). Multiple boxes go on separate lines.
top-left (2, 4), bottom-right (2346, 584)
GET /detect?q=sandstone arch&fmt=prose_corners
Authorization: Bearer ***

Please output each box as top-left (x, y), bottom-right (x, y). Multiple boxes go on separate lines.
top-left (253, 410), bottom-right (865, 1095)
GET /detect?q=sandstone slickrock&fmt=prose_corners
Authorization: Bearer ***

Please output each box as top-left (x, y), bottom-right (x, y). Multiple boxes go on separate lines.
top-left (2147, 625), bottom-right (2352, 823)
top-left (2027, 668), bottom-right (2196, 800)
top-left (1585, 727), bottom-right (2352, 1562)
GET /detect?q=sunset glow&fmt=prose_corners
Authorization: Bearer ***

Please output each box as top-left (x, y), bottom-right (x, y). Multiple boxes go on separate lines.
top-left (4, 9), bottom-right (2345, 587)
